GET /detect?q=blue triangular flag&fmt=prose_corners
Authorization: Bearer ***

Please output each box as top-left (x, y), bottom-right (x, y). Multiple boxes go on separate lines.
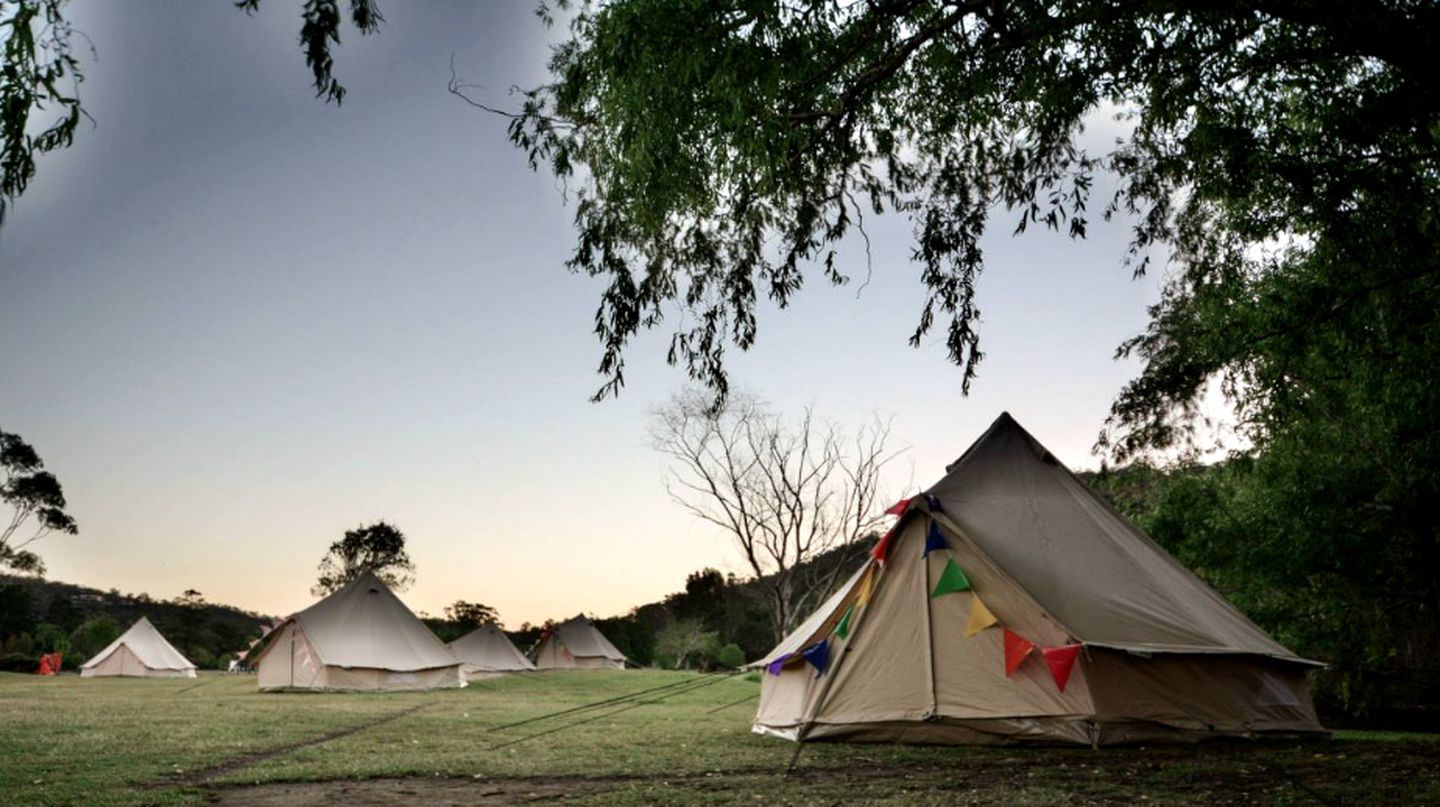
top-left (925, 493), bottom-right (943, 512)
top-left (923, 520), bottom-right (948, 555)
top-left (803, 639), bottom-right (830, 676)
top-left (766, 654), bottom-right (789, 676)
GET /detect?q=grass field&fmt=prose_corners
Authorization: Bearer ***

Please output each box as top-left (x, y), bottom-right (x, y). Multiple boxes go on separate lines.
top-left (1, 670), bottom-right (1437, 805)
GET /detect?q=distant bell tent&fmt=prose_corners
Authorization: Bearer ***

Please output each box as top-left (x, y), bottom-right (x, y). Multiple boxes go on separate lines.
top-left (251, 571), bottom-right (462, 692)
top-left (532, 614), bottom-right (627, 670)
top-left (79, 617), bottom-right (197, 679)
top-left (751, 413), bottom-right (1325, 745)
top-left (448, 623), bottom-right (536, 680)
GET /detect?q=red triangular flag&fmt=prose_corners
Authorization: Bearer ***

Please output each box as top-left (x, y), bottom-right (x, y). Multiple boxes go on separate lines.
top-left (884, 497), bottom-right (913, 516)
top-left (1042, 644), bottom-right (1082, 693)
top-left (1003, 628), bottom-right (1035, 676)
top-left (871, 523), bottom-right (899, 562)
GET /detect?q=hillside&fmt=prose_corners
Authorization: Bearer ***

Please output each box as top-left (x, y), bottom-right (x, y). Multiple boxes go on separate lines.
top-left (0, 575), bottom-right (271, 671)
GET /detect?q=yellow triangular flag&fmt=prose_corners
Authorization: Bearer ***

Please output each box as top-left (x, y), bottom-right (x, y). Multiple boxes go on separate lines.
top-left (857, 568), bottom-right (877, 605)
top-left (966, 593), bottom-right (998, 637)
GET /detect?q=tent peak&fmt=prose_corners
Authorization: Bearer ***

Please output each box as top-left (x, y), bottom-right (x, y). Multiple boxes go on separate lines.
top-left (944, 411), bottom-right (1046, 473)
top-left (339, 570), bottom-right (390, 594)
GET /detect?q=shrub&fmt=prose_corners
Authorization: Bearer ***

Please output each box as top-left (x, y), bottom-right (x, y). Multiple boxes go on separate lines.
top-left (715, 643), bottom-right (745, 669)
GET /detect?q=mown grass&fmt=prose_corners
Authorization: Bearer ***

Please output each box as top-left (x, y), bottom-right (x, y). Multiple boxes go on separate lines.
top-left (1, 670), bottom-right (1436, 805)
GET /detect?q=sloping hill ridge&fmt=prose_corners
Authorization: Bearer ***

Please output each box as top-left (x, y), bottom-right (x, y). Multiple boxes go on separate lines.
top-left (0, 574), bottom-right (271, 669)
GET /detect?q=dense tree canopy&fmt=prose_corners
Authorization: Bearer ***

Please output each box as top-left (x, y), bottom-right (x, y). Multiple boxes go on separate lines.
top-left (312, 520), bottom-right (416, 595)
top-left (495, 1), bottom-right (1440, 429)
top-left (444, 599), bottom-right (501, 629)
top-left (8, 1), bottom-right (1436, 445)
top-left (1094, 436), bottom-right (1440, 718)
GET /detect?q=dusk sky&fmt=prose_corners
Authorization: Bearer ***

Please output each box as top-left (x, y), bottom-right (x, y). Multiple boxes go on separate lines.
top-left (1, 2), bottom-right (1170, 627)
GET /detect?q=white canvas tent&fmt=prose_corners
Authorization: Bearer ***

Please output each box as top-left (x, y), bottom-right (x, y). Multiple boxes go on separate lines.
top-left (532, 614), bottom-right (627, 670)
top-left (80, 616), bottom-right (197, 678)
top-left (751, 413), bottom-right (1325, 746)
top-left (252, 571), bottom-right (463, 691)
top-left (448, 624), bottom-right (536, 679)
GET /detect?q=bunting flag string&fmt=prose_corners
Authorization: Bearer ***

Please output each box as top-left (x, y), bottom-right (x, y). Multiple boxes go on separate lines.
top-left (850, 497), bottom-right (1080, 693)
top-left (1042, 644), bottom-right (1082, 693)
top-left (923, 521), bottom-right (948, 556)
top-left (930, 557), bottom-right (972, 597)
top-left (765, 654), bottom-right (790, 676)
top-left (884, 497), bottom-right (913, 516)
top-left (1003, 628), bottom-right (1036, 676)
top-left (835, 604), bottom-right (855, 640)
top-left (803, 640), bottom-right (831, 676)
top-left (965, 594), bottom-right (998, 637)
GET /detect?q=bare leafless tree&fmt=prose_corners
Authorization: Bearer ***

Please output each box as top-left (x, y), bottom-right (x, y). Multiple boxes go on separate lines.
top-left (651, 390), bottom-right (902, 642)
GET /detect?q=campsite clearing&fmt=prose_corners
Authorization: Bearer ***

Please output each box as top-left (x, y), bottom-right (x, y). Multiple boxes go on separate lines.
top-left (1, 670), bottom-right (1435, 805)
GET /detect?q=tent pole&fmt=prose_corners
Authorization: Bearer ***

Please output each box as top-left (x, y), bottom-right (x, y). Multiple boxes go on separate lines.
top-left (922, 532), bottom-right (938, 719)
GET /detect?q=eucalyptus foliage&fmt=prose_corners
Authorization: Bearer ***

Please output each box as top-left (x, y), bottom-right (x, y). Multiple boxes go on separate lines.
top-left (0, 0), bottom-right (379, 228)
top-left (1, 427), bottom-right (78, 575)
top-left (0, 0), bottom-right (82, 229)
top-left (503, 0), bottom-right (1439, 426)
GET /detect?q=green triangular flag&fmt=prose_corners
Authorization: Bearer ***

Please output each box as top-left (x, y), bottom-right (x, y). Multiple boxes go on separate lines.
top-left (930, 558), bottom-right (971, 597)
top-left (835, 604), bottom-right (855, 640)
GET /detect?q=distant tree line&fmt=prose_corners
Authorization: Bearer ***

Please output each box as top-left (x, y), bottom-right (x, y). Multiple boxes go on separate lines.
top-left (414, 570), bottom-right (773, 671)
top-left (0, 577), bottom-right (268, 673)
top-left (505, 547), bottom-right (870, 672)
top-left (414, 554), bottom-right (867, 672)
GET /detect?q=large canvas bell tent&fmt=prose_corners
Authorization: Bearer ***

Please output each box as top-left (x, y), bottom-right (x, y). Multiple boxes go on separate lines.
top-left (253, 571), bottom-right (462, 691)
top-left (532, 614), bottom-right (627, 670)
top-left (448, 623), bottom-right (536, 679)
top-left (80, 616), bottom-right (197, 678)
top-left (752, 413), bottom-right (1324, 746)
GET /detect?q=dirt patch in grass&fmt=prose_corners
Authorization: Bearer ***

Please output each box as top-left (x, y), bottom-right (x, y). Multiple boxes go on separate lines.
top-left (205, 776), bottom-right (618, 806)
top-left (202, 740), bottom-right (1440, 806)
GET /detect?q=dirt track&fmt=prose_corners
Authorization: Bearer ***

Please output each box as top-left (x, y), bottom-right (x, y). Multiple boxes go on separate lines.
top-left (199, 741), bottom-right (1440, 806)
top-left (206, 776), bottom-right (617, 805)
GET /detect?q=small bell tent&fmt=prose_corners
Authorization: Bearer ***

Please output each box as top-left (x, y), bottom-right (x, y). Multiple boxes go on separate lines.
top-left (448, 623), bottom-right (535, 679)
top-left (751, 412), bottom-right (1325, 746)
top-left (252, 571), bottom-right (462, 691)
top-left (80, 616), bottom-right (197, 678)
top-left (532, 614), bottom-right (627, 670)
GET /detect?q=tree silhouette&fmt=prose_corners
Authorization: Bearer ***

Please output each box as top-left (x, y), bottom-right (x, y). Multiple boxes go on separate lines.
top-left (1, 428), bottom-right (78, 575)
top-left (312, 521), bottom-right (415, 595)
